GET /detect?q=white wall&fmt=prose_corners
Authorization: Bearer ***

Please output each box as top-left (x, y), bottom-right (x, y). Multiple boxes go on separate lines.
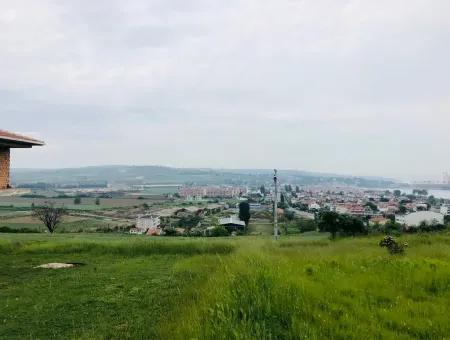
top-left (396, 211), bottom-right (444, 227)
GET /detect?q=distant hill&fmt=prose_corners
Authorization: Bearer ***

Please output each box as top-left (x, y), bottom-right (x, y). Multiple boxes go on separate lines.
top-left (11, 165), bottom-right (398, 188)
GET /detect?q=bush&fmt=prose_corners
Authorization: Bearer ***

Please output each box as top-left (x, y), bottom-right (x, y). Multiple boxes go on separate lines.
top-left (379, 236), bottom-right (408, 255)
top-left (381, 221), bottom-right (403, 236)
top-left (284, 210), bottom-right (295, 221)
top-left (0, 226), bottom-right (38, 233)
top-left (177, 215), bottom-right (202, 228)
top-left (208, 226), bottom-right (229, 237)
top-left (296, 219), bottom-right (318, 233)
top-left (163, 226), bottom-right (177, 236)
top-left (188, 227), bottom-right (204, 237)
top-left (409, 223), bottom-right (447, 233)
top-left (317, 211), bottom-right (367, 238)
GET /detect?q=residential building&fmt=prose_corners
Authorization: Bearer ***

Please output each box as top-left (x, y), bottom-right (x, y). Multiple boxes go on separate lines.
top-left (219, 216), bottom-right (245, 231)
top-left (179, 186), bottom-right (247, 198)
top-left (0, 130), bottom-right (44, 190)
top-left (396, 211), bottom-right (444, 227)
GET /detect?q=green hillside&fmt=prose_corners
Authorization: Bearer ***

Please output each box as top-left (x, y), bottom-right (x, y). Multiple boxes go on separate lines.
top-left (1, 233), bottom-right (449, 339)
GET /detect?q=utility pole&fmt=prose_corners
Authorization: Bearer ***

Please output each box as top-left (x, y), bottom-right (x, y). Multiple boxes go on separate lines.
top-left (273, 169), bottom-right (279, 240)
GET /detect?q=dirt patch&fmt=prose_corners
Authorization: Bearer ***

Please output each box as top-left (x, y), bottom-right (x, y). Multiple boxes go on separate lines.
top-left (34, 263), bottom-right (85, 269)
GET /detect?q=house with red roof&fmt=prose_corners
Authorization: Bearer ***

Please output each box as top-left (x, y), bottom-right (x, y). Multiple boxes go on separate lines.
top-left (0, 130), bottom-right (44, 189)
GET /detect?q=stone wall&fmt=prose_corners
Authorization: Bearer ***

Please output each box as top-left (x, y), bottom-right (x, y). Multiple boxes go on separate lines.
top-left (0, 147), bottom-right (10, 189)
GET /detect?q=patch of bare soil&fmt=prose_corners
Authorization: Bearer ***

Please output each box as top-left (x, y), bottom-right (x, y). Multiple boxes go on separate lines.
top-left (34, 263), bottom-right (84, 269)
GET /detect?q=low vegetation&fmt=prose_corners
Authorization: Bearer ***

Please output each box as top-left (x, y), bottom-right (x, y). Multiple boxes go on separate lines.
top-left (379, 235), bottom-right (408, 255)
top-left (1, 233), bottom-right (450, 339)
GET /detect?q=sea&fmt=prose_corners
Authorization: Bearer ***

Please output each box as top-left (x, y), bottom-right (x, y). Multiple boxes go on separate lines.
top-left (384, 188), bottom-right (450, 200)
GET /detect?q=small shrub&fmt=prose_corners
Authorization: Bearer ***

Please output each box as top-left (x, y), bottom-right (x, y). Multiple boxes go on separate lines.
top-left (163, 226), bottom-right (177, 236)
top-left (304, 264), bottom-right (315, 276)
top-left (296, 219), bottom-right (318, 233)
top-left (379, 236), bottom-right (408, 255)
top-left (188, 227), bottom-right (204, 237)
top-left (208, 226), bottom-right (229, 237)
top-left (382, 221), bottom-right (403, 236)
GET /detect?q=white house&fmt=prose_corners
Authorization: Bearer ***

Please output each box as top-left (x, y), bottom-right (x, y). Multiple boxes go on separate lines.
top-left (440, 205), bottom-right (449, 216)
top-left (395, 211), bottom-right (444, 228)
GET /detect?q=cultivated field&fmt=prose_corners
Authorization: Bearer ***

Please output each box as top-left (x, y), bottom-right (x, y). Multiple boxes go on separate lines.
top-left (0, 197), bottom-right (165, 210)
top-left (1, 233), bottom-right (449, 339)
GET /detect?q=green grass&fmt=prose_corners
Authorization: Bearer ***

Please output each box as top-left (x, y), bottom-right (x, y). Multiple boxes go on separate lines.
top-left (0, 219), bottom-right (122, 233)
top-left (248, 220), bottom-right (274, 235)
top-left (162, 233), bottom-right (450, 339)
top-left (0, 235), bottom-right (234, 339)
top-left (1, 233), bottom-right (450, 339)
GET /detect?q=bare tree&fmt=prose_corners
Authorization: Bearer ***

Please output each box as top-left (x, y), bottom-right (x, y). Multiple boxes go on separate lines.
top-left (33, 202), bottom-right (67, 233)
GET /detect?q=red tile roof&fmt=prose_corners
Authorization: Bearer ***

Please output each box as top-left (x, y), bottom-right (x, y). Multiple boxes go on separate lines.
top-left (0, 130), bottom-right (44, 146)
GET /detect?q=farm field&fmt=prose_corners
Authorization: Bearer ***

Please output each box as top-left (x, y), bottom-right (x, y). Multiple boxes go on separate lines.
top-left (0, 197), bottom-right (165, 210)
top-left (0, 210), bottom-right (129, 233)
top-left (1, 233), bottom-right (450, 339)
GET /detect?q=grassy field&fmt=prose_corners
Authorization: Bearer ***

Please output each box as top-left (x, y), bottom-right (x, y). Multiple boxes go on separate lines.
top-left (1, 233), bottom-right (450, 339)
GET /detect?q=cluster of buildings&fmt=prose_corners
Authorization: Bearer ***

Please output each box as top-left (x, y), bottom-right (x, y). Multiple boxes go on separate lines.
top-left (179, 186), bottom-right (247, 200)
top-left (129, 203), bottom-right (238, 235)
top-left (288, 187), bottom-right (449, 227)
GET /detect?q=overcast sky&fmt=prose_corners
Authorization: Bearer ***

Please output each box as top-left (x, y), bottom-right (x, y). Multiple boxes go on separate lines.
top-left (1, 0), bottom-right (450, 180)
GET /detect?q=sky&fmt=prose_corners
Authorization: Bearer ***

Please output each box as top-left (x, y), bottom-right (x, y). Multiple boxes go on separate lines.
top-left (1, 0), bottom-right (450, 181)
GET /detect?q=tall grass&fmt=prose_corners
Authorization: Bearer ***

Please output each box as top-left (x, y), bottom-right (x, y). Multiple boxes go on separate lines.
top-left (2, 233), bottom-right (450, 339)
top-left (161, 233), bottom-right (450, 339)
top-left (0, 238), bottom-right (235, 256)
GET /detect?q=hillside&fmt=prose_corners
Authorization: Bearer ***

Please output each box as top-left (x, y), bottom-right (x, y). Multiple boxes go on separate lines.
top-left (1, 233), bottom-right (449, 339)
top-left (11, 165), bottom-right (397, 188)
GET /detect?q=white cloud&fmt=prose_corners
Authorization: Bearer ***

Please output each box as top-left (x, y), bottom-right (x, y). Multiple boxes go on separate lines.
top-left (1, 0), bottom-right (450, 179)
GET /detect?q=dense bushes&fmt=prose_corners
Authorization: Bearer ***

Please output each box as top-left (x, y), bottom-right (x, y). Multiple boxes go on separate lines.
top-left (296, 219), bottom-right (318, 233)
top-left (177, 215), bottom-right (202, 228)
top-left (406, 222), bottom-right (447, 233)
top-left (0, 226), bottom-right (38, 233)
top-left (317, 211), bottom-right (367, 238)
top-left (315, 211), bottom-right (449, 239)
top-left (187, 227), bottom-right (204, 237)
top-left (207, 226), bottom-right (229, 237)
top-left (163, 226), bottom-right (177, 236)
top-left (374, 220), bottom-right (403, 236)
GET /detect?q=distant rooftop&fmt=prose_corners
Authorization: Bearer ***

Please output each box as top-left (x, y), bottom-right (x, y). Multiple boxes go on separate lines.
top-left (0, 130), bottom-right (45, 148)
top-left (219, 216), bottom-right (245, 227)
